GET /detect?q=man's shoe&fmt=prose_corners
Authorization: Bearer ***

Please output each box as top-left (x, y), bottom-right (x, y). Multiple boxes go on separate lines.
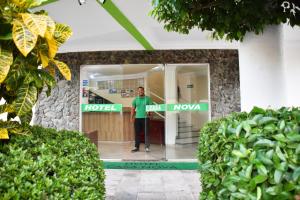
top-left (131, 148), bottom-right (139, 152)
top-left (145, 147), bottom-right (150, 152)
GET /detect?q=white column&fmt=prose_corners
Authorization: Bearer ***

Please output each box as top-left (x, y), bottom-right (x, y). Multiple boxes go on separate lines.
top-left (165, 65), bottom-right (177, 145)
top-left (283, 25), bottom-right (300, 106)
top-left (239, 25), bottom-right (286, 111)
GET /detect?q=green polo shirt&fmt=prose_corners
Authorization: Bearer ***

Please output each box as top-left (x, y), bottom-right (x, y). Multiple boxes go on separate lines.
top-left (132, 96), bottom-right (153, 118)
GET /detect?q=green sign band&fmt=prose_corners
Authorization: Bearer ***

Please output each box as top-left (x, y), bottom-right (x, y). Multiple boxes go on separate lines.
top-left (82, 104), bottom-right (122, 112)
top-left (103, 161), bottom-right (199, 170)
top-left (146, 103), bottom-right (209, 112)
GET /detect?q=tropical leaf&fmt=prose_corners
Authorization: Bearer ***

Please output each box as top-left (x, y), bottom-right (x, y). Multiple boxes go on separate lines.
top-left (39, 51), bottom-right (49, 67)
top-left (0, 120), bottom-right (21, 129)
top-left (46, 65), bottom-right (56, 77)
top-left (0, 104), bottom-right (15, 114)
top-left (21, 13), bottom-right (47, 37)
top-left (19, 110), bottom-right (32, 124)
top-left (0, 45), bottom-right (13, 83)
top-left (13, 19), bottom-right (38, 57)
top-left (46, 35), bottom-right (58, 58)
top-left (11, 0), bottom-right (39, 8)
top-left (39, 70), bottom-right (56, 88)
top-left (0, 128), bottom-right (9, 139)
top-left (53, 23), bottom-right (72, 47)
top-left (52, 60), bottom-right (71, 80)
top-left (14, 84), bottom-right (37, 116)
top-left (44, 16), bottom-right (56, 39)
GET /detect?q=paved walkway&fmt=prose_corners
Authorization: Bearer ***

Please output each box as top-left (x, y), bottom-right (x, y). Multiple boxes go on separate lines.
top-left (105, 169), bottom-right (201, 200)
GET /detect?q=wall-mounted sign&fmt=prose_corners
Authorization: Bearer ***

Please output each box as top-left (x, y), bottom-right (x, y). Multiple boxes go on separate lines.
top-left (82, 104), bottom-right (122, 112)
top-left (146, 103), bottom-right (209, 112)
top-left (82, 80), bottom-right (89, 86)
top-left (187, 84), bottom-right (194, 88)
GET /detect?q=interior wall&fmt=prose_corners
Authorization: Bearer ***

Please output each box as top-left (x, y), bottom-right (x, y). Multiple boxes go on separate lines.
top-left (147, 71), bottom-right (164, 104)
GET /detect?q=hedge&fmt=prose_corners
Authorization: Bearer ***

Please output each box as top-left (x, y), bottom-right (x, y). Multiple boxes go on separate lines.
top-left (0, 126), bottom-right (105, 200)
top-left (198, 107), bottom-right (300, 199)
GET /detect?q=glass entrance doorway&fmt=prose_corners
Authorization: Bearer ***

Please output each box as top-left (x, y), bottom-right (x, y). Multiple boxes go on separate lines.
top-left (80, 64), bottom-right (165, 161)
top-left (80, 64), bottom-right (210, 161)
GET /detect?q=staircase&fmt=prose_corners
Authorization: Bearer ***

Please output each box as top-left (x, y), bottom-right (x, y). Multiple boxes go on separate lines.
top-left (176, 120), bottom-right (199, 145)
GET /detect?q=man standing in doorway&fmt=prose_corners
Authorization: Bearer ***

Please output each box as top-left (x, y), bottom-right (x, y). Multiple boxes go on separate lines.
top-left (130, 87), bottom-right (153, 152)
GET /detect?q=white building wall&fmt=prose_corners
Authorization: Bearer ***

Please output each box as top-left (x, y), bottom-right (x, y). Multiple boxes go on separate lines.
top-left (282, 25), bottom-right (300, 107)
top-left (239, 25), bottom-right (286, 111)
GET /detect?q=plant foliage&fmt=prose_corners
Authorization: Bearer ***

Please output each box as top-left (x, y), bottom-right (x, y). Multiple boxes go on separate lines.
top-left (198, 107), bottom-right (300, 199)
top-left (0, 0), bottom-right (72, 139)
top-left (151, 0), bottom-right (300, 41)
top-left (0, 126), bottom-right (106, 199)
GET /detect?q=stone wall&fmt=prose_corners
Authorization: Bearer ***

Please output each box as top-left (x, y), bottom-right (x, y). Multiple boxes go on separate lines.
top-left (34, 50), bottom-right (240, 131)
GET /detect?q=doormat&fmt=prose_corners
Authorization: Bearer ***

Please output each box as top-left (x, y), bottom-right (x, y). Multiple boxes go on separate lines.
top-left (103, 161), bottom-right (198, 170)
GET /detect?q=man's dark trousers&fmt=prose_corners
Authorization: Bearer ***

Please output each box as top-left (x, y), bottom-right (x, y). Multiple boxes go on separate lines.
top-left (134, 118), bottom-right (150, 149)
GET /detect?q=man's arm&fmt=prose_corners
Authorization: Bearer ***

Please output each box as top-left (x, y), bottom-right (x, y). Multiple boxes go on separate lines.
top-left (130, 98), bottom-right (136, 123)
top-left (130, 107), bottom-right (135, 123)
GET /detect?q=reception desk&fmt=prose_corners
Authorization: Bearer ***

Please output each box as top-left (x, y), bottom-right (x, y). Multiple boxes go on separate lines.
top-left (82, 107), bottom-right (164, 144)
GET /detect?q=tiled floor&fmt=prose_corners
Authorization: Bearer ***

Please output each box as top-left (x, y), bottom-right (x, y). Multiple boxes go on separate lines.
top-left (98, 142), bottom-right (198, 160)
top-left (105, 169), bottom-right (201, 200)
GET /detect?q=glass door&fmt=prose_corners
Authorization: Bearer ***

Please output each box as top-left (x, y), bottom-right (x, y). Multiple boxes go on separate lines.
top-left (164, 64), bottom-right (210, 160)
top-left (80, 64), bottom-right (166, 161)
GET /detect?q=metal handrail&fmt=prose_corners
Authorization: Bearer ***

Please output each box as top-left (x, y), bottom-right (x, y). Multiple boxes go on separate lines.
top-left (152, 102), bottom-right (165, 119)
top-left (148, 91), bottom-right (165, 102)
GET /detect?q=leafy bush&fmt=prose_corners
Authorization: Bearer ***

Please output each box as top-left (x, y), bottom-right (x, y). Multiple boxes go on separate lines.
top-left (151, 0), bottom-right (300, 41)
top-left (0, 126), bottom-right (105, 199)
top-left (0, 0), bottom-right (72, 139)
top-left (198, 107), bottom-right (300, 199)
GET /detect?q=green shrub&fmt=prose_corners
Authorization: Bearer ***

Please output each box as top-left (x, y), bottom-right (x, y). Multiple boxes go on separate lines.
top-left (198, 107), bottom-right (300, 200)
top-left (0, 126), bottom-right (105, 200)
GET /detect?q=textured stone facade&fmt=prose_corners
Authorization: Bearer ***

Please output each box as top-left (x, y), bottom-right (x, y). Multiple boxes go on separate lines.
top-left (34, 50), bottom-right (240, 131)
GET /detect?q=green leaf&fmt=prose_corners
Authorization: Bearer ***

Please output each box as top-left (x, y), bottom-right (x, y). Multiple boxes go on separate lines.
top-left (243, 122), bottom-right (251, 133)
top-left (231, 192), bottom-right (247, 199)
top-left (245, 165), bottom-right (253, 179)
top-left (275, 146), bottom-right (286, 162)
top-left (274, 170), bottom-right (283, 184)
top-left (296, 144), bottom-right (300, 154)
top-left (236, 123), bottom-right (242, 137)
top-left (257, 187), bottom-right (262, 200)
top-left (283, 182), bottom-right (295, 192)
top-left (258, 117), bottom-right (277, 125)
top-left (0, 120), bottom-right (21, 129)
top-left (256, 163), bottom-right (268, 175)
top-left (232, 150), bottom-right (247, 158)
top-left (272, 134), bottom-right (287, 142)
top-left (279, 120), bottom-right (285, 130)
top-left (14, 84), bottom-right (37, 116)
top-left (253, 174), bottom-right (268, 184)
top-left (250, 107), bottom-right (265, 115)
top-left (254, 139), bottom-right (275, 148)
top-left (266, 186), bottom-right (282, 195)
top-left (292, 167), bottom-right (300, 182)
top-left (0, 45), bottom-right (13, 83)
top-left (286, 133), bottom-right (300, 142)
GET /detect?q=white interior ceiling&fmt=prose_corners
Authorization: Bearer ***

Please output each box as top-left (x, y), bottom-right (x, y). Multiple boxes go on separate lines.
top-left (40, 0), bottom-right (300, 52)
top-left (82, 64), bottom-right (160, 78)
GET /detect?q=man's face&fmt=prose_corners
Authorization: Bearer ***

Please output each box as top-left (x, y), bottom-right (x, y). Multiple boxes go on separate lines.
top-left (138, 88), bottom-right (144, 96)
